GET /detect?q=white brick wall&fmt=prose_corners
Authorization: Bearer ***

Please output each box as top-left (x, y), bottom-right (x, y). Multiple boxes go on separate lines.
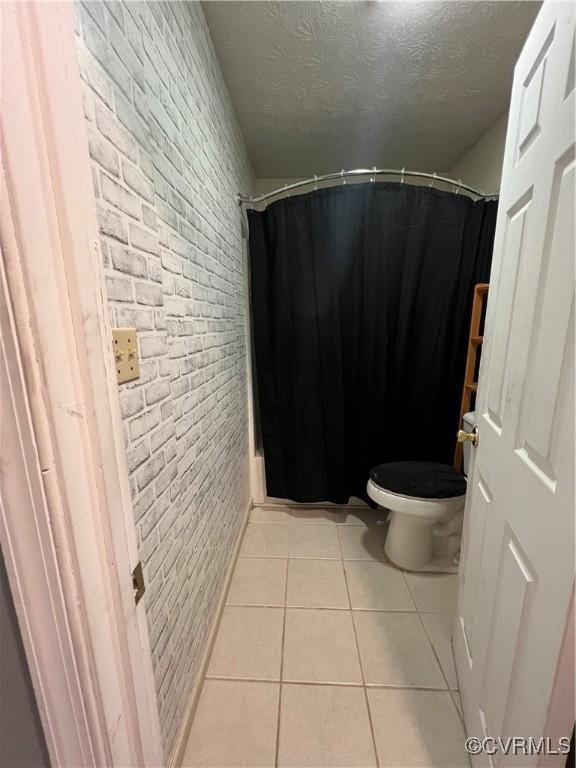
top-left (74, 1), bottom-right (253, 757)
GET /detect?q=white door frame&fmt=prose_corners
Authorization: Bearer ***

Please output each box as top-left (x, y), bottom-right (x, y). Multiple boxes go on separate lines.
top-left (0, 3), bottom-right (162, 765)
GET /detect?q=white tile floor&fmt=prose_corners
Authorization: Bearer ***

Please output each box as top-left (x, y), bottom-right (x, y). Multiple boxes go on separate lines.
top-left (182, 506), bottom-right (469, 768)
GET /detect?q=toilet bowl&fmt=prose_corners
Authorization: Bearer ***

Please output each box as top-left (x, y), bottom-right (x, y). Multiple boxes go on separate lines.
top-left (367, 413), bottom-right (474, 572)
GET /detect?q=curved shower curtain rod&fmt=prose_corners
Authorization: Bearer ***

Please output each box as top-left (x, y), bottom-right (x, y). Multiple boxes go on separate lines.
top-left (238, 168), bottom-right (499, 207)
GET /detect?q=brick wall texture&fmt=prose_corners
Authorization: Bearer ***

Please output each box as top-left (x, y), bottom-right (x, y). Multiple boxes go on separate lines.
top-left (74, 1), bottom-right (253, 757)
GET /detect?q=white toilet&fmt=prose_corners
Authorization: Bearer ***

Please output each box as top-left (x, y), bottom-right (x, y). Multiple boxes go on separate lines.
top-left (367, 412), bottom-right (474, 573)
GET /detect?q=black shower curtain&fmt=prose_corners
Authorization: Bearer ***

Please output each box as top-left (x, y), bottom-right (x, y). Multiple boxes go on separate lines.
top-left (248, 182), bottom-right (498, 504)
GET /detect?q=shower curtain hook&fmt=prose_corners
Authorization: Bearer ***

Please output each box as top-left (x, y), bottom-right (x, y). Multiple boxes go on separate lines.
top-left (455, 179), bottom-right (462, 195)
top-left (341, 169), bottom-right (346, 186)
top-left (401, 167), bottom-right (405, 185)
top-left (371, 166), bottom-right (376, 183)
top-left (429, 172), bottom-right (438, 189)
top-left (313, 174), bottom-right (318, 191)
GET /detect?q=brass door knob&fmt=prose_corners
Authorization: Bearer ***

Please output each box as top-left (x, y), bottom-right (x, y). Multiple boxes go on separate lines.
top-left (457, 427), bottom-right (478, 445)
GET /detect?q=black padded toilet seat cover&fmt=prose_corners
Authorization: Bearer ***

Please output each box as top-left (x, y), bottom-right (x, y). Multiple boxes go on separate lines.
top-left (369, 461), bottom-right (467, 499)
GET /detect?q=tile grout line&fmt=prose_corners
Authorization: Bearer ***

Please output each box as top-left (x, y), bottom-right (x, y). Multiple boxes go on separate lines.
top-left (226, 602), bottom-right (427, 612)
top-left (417, 610), bottom-right (460, 692)
top-left (430, 614), bottom-right (466, 726)
top-left (449, 690), bottom-right (465, 728)
top-left (247, 522), bottom-right (383, 526)
top-left (402, 572), bottom-right (464, 725)
top-left (240, 555), bottom-right (373, 560)
top-left (204, 675), bottom-right (455, 692)
top-left (274, 555), bottom-right (290, 768)
top-left (337, 524), bottom-right (381, 768)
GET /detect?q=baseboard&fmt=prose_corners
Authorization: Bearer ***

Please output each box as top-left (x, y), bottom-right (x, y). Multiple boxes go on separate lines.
top-left (168, 498), bottom-right (252, 768)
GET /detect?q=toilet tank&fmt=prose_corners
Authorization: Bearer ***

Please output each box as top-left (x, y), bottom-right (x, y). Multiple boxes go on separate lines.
top-left (462, 411), bottom-right (475, 477)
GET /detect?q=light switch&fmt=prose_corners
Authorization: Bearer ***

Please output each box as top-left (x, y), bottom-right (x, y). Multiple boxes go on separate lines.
top-left (112, 328), bottom-right (139, 384)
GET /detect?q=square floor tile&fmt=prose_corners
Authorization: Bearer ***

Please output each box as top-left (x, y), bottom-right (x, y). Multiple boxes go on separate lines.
top-left (353, 611), bottom-right (445, 687)
top-left (421, 612), bottom-right (459, 689)
top-left (367, 688), bottom-right (469, 767)
top-left (283, 609), bottom-right (362, 684)
top-left (207, 607), bottom-right (283, 680)
top-left (345, 561), bottom-right (415, 610)
top-left (338, 525), bottom-right (387, 561)
top-left (335, 508), bottom-right (383, 526)
top-left (227, 558), bottom-right (287, 607)
top-left (279, 684), bottom-right (377, 767)
top-left (250, 506), bottom-right (292, 523)
top-left (182, 680), bottom-right (279, 767)
top-left (289, 524), bottom-right (340, 559)
top-left (404, 572), bottom-right (459, 614)
top-left (287, 559), bottom-right (349, 608)
top-left (239, 523), bottom-right (291, 558)
top-left (290, 507), bottom-right (337, 524)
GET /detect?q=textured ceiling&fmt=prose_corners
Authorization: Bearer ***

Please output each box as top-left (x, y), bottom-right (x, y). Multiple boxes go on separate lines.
top-left (202, 1), bottom-right (540, 177)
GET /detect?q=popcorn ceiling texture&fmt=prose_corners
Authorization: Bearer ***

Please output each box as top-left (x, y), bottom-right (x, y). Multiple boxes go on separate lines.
top-left (74, 1), bottom-right (253, 757)
top-left (203, 1), bottom-right (539, 176)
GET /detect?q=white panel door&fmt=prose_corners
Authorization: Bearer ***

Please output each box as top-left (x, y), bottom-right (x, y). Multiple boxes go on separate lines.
top-left (454, 2), bottom-right (575, 765)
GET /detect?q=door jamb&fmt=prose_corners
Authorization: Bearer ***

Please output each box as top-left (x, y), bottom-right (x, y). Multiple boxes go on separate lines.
top-left (0, 3), bottom-right (163, 765)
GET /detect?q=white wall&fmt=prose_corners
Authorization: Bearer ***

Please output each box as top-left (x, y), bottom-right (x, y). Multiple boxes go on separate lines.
top-left (75, 1), bottom-right (253, 759)
top-left (254, 177), bottom-right (305, 196)
top-left (450, 113), bottom-right (508, 193)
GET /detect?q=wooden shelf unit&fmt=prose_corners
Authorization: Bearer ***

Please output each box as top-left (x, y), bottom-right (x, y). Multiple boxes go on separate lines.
top-left (454, 283), bottom-right (489, 470)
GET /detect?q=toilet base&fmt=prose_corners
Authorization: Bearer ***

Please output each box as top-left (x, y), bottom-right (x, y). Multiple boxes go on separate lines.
top-left (384, 509), bottom-right (462, 574)
top-left (385, 548), bottom-right (459, 574)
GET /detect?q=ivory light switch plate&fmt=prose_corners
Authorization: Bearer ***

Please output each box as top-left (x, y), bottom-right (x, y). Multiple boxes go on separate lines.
top-left (112, 328), bottom-right (139, 383)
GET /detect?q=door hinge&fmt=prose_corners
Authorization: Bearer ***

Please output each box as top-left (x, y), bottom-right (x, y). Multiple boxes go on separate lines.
top-left (132, 561), bottom-right (145, 605)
